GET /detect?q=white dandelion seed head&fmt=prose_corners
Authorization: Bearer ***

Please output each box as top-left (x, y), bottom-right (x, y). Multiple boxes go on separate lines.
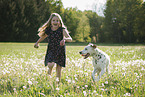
top-left (72, 80), bottom-right (75, 83)
top-left (13, 88), bottom-right (16, 91)
top-left (68, 79), bottom-right (71, 83)
top-left (105, 81), bottom-right (108, 84)
top-left (85, 85), bottom-right (88, 88)
top-left (23, 86), bottom-right (26, 89)
top-left (56, 87), bottom-right (60, 91)
top-left (56, 77), bottom-right (59, 82)
top-left (83, 91), bottom-right (87, 96)
top-left (93, 90), bottom-right (97, 93)
top-left (28, 80), bottom-right (32, 85)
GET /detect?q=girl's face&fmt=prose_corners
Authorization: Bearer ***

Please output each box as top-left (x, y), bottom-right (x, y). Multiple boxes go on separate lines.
top-left (51, 16), bottom-right (61, 28)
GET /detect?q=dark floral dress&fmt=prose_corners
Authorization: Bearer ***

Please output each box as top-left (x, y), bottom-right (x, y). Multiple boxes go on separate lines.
top-left (44, 27), bottom-right (66, 67)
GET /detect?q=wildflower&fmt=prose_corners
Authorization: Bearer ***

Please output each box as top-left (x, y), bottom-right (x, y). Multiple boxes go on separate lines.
top-left (105, 81), bottom-right (108, 84)
top-left (83, 91), bottom-right (87, 96)
top-left (13, 88), bottom-right (16, 91)
top-left (95, 93), bottom-right (99, 96)
top-left (134, 73), bottom-right (138, 76)
top-left (28, 81), bottom-right (32, 85)
top-left (102, 83), bottom-right (104, 87)
top-left (72, 80), bottom-right (75, 83)
top-left (74, 74), bottom-right (77, 77)
top-left (101, 88), bottom-right (105, 91)
top-left (56, 77), bottom-right (59, 82)
top-left (141, 67), bottom-right (145, 71)
top-left (93, 90), bottom-right (97, 93)
top-left (85, 73), bottom-right (88, 76)
top-left (68, 79), bottom-right (71, 83)
top-left (34, 81), bottom-right (38, 84)
top-left (124, 93), bottom-right (131, 96)
top-left (31, 78), bottom-right (35, 80)
top-left (66, 76), bottom-right (69, 78)
top-left (23, 86), bottom-right (26, 89)
top-left (39, 93), bottom-right (45, 96)
top-left (67, 93), bottom-right (70, 95)
top-left (85, 85), bottom-right (88, 88)
top-left (48, 75), bottom-right (52, 78)
top-left (56, 87), bottom-right (60, 91)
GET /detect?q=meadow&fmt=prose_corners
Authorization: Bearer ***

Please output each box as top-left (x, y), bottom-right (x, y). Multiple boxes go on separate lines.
top-left (0, 43), bottom-right (144, 97)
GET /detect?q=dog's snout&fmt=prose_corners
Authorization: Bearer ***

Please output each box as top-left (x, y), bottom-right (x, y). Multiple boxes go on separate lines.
top-left (79, 51), bottom-right (82, 54)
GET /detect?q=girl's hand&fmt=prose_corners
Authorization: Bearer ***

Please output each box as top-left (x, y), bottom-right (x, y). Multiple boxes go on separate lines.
top-left (60, 39), bottom-right (65, 46)
top-left (34, 43), bottom-right (39, 48)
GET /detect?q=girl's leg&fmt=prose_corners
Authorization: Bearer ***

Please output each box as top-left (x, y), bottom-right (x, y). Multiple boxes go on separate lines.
top-left (47, 62), bottom-right (55, 75)
top-left (56, 64), bottom-right (62, 81)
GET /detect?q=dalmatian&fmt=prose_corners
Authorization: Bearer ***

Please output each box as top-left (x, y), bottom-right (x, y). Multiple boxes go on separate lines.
top-left (79, 43), bottom-right (110, 82)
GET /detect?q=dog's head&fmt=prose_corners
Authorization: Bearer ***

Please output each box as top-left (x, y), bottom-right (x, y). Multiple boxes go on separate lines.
top-left (79, 43), bottom-right (97, 59)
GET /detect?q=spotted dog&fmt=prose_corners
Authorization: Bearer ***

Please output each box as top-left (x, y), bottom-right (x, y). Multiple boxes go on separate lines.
top-left (79, 43), bottom-right (110, 81)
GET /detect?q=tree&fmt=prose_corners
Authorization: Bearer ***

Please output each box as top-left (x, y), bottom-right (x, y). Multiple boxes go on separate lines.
top-left (85, 11), bottom-right (104, 43)
top-left (75, 12), bottom-right (91, 42)
top-left (104, 0), bottom-right (143, 43)
top-left (63, 8), bottom-right (80, 41)
top-left (0, 0), bottom-right (63, 42)
top-left (133, 2), bottom-right (145, 42)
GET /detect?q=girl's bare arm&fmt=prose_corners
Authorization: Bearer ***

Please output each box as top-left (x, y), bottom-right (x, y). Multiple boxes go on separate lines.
top-left (34, 34), bottom-right (48, 48)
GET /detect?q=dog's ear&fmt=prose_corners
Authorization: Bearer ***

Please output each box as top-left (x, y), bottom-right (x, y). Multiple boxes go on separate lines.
top-left (91, 44), bottom-right (97, 49)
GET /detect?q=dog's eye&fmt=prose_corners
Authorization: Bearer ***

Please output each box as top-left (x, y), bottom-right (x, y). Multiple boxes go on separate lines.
top-left (85, 48), bottom-right (88, 50)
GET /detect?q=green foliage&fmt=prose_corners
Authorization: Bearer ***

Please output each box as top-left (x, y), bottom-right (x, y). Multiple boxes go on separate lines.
top-left (0, 43), bottom-right (145, 96)
top-left (75, 13), bottom-right (91, 42)
top-left (62, 8), bottom-right (80, 40)
top-left (0, 0), bottom-right (144, 43)
top-left (0, 0), bottom-right (60, 42)
top-left (103, 0), bottom-right (145, 43)
top-left (85, 11), bottom-right (104, 42)
top-left (133, 2), bottom-right (145, 42)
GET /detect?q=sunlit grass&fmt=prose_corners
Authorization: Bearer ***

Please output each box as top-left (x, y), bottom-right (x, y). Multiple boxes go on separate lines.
top-left (0, 43), bottom-right (145, 96)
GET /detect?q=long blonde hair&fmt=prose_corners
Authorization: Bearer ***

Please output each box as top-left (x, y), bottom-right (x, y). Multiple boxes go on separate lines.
top-left (38, 13), bottom-right (66, 37)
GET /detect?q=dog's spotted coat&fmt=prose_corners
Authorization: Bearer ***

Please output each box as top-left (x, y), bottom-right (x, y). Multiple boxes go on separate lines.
top-left (79, 43), bottom-right (110, 81)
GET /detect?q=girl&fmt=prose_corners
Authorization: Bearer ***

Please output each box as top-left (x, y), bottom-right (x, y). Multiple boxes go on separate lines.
top-left (34, 13), bottom-right (72, 82)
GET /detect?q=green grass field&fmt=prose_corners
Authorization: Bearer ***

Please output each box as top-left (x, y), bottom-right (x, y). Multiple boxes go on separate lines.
top-left (0, 43), bottom-right (145, 97)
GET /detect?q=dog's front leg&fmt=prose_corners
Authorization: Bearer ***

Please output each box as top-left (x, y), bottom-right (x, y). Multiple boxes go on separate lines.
top-left (106, 66), bottom-right (110, 74)
top-left (92, 69), bottom-right (96, 82)
top-left (100, 69), bottom-right (105, 78)
top-left (106, 60), bottom-right (110, 74)
top-left (96, 73), bottom-right (100, 82)
top-left (92, 69), bottom-right (100, 82)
